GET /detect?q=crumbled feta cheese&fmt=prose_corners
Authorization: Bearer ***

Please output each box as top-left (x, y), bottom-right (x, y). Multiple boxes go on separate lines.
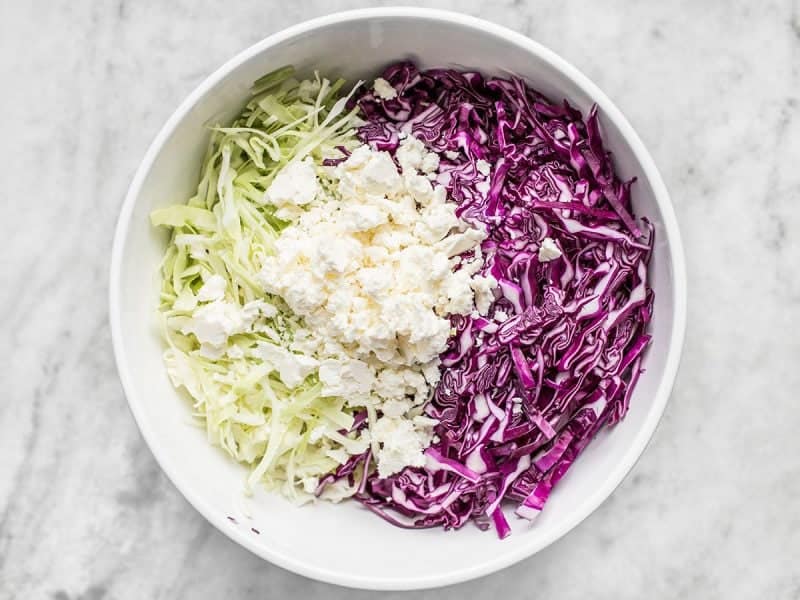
top-left (243, 299), bottom-right (277, 320)
top-left (318, 358), bottom-right (375, 398)
top-left (421, 359), bottom-right (441, 387)
top-left (372, 77), bottom-right (398, 100)
top-left (180, 300), bottom-right (252, 348)
top-left (355, 266), bottom-right (393, 299)
top-left (413, 201), bottom-right (459, 244)
top-left (444, 150), bottom-right (460, 160)
top-left (289, 328), bottom-right (321, 355)
top-left (412, 415), bottom-right (439, 428)
top-left (372, 368), bottom-right (409, 402)
top-left (372, 415), bottom-right (434, 478)
top-left (476, 159), bottom-right (491, 176)
top-left (197, 274), bottom-right (227, 302)
top-left (396, 136), bottom-right (426, 172)
top-left (263, 157), bottom-right (319, 208)
top-left (404, 172), bottom-right (435, 205)
top-left (373, 368), bottom-right (428, 404)
top-left (538, 236), bottom-right (562, 262)
top-left (254, 141), bottom-right (500, 476)
top-left (258, 143), bottom-right (490, 369)
top-left (396, 135), bottom-right (440, 176)
top-left (338, 203), bottom-right (388, 232)
top-left (442, 270), bottom-right (477, 315)
top-left (420, 152), bottom-right (440, 174)
top-left (437, 228), bottom-right (487, 258)
top-left (381, 399), bottom-right (412, 418)
top-left (494, 309), bottom-right (509, 322)
top-left (471, 274), bottom-right (498, 315)
top-left (253, 342), bottom-right (319, 388)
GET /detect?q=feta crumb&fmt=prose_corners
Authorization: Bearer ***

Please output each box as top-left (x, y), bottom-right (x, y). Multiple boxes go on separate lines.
top-left (396, 135), bottom-right (439, 176)
top-left (372, 416), bottom-right (434, 478)
top-left (318, 358), bottom-right (374, 398)
top-left (263, 157), bottom-right (319, 207)
top-left (412, 415), bottom-right (439, 428)
top-left (258, 142), bottom-right (488, 369)
top-left (445, 150), bottom-right (460, 160)
top-left (420, 152), bottom-right (440, 174)
top-left (243, 299), bottom-right (277, 319)
top-left (197, 274), bottom-right (227, 302)
top-left (538, 236), bottom-right (563, 262)
top-left (421, 359), bottom-right (441, 387)
top-left (396, 136), bottom-right (425, 172)
top-left (471, 274), bottom-right (498, 315)
top-left (372, 77), bottom-right (398, 100)
top-left (180, 300), bottom-right (251, 348)
top-left (253, 342), bottom-right (319, 388)
top-left (476, 159), bottom-right (491, 176)
top-left (382, 399), bottom-right (412, 418)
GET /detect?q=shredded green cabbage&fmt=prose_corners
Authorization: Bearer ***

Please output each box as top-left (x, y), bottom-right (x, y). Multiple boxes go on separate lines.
top-left (151, 67), bottom-right (367, 503)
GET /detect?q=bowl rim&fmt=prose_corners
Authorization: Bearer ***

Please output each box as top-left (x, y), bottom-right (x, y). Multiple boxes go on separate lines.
top-left (109, 6), bottom-right (687, 591)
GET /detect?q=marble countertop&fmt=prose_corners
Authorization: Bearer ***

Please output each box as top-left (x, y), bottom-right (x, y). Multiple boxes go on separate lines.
top-left (2, 0), bottom-right (798, 598)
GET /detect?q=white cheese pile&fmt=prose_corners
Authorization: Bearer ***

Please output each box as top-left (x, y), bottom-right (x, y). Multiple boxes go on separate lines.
top-left (258, 136), bottom-right (496, 477)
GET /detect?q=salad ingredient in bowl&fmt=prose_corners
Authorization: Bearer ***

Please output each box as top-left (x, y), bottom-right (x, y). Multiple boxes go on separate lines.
top-left (151, 62), bottom-right (653, 538)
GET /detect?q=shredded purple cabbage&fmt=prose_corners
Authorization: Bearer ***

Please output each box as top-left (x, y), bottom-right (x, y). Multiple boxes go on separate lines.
top-left (349, 62), bottom-right (654, 538)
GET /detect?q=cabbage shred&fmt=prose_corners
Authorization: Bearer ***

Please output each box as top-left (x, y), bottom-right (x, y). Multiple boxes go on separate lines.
top-left (151, 68), bottom-right (367, 503)
top-left (351, 61), bottom-right (655, 537)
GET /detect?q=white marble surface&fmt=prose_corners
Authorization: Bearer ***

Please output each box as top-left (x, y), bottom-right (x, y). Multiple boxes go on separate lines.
top-left (1, 0), bottom-right (798, 598)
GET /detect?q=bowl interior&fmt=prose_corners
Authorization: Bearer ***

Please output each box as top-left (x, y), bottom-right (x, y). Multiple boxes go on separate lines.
top-left (112, 11), bottom-right (681, 590)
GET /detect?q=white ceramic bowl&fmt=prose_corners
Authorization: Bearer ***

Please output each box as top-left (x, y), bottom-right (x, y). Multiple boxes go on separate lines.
top-left (110, 7), bottom-right (686, 590)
